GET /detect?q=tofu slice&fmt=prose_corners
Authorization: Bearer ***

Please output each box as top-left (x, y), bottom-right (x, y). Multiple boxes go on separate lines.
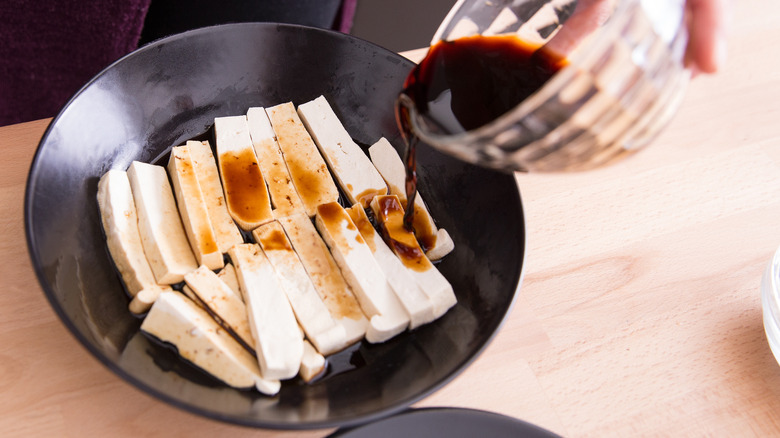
top-left (252, 221), bottom-right (348, 355)
top-left (297, 96), bottom-right (387, 207)
top-left (214, 115), bottom-right (274, 230)
top-left (314, 202), bottom-right (409, 343)
top-left (97, 170), bottom-right (172, 313)
top-left (167, 145), bottom-right (224, 270)
top-left (127, 161), bottom-right (198, 284)
top-left (370, 195), bottom-right (457, 319)
top-left (141, 291), bottom-right (280, 395)
top-left (368, 137), bottom-right (454, 260)
top-left (266, 102), bottom-right (339, 217)
top-left (186, 140), bottom-right (244, 253)
top-left (183, 265), bottom-right (254, 349)
top-left (346, 205), bottom-right (436, 329)
top-left (216, 262), bottom-right (241, 300)
top-left (299, 340), bottom-right (326, 383)
top-left (228, 243), bottom-right (303, 380)
top-left (278, 212), bottom-right (368, 346)
top-left (187, 264), bottom-right (241, 309)
top-left (424, 228), bottom-right (455, 261)
top-left (246, 107), bottom-right (306, 218)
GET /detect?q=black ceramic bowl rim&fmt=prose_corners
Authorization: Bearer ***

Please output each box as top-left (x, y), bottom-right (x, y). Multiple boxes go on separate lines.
top-left (24, 22), bottom-right (526, 430)
top-left (329, 407), bottom-right (561, 437)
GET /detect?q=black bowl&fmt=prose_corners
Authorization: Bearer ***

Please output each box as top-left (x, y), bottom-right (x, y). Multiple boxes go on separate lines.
top-left (24, 23), bottom-right (525, 430)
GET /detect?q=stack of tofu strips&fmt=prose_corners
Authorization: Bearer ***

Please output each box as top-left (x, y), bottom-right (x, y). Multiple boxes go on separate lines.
top-left (96, 95), bottom-right (456, 395)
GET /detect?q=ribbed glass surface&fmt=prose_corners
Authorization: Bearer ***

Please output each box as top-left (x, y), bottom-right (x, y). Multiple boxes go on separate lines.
top-left (408, 0), bottom-right (691, 172)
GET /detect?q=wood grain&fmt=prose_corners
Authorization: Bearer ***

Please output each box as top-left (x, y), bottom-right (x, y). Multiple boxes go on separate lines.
top-left (3, 0), bottom-right (780, 435)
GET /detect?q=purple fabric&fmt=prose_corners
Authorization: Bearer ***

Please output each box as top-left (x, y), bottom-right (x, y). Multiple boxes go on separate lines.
top-left (337, 0), bottom-right (358, 33)
top-left (0, 0), bottom-right (357, 126)
top-left (0, 0), bottom-right (151, 126)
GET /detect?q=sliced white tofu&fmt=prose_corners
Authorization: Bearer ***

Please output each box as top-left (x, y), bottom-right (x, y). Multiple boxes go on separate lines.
top-left (425, 228), bottom-right (455, 261)
top-left (186, 140), bottom-right (244, 253)
top-left (141, 291), bottom-right (280, 395)
top-left (167, 145), bottom-right (224, 270)
top-left (299, 340), bottom-right (326, 383)
top-left (127, 161), bottom-right (198, 284)
top-left (181, 283), bottom-right (198, 303)
top-left (183, 265), bottom-right (254, 349)
top-left (217, 262), bottom-right (241, 300)
top-left (368, 137), bottom-right (454, 260)
top-left (97, 169), bottom-right (172, 313)
top-left (252, 221), bottom-right (347, 355)
top-left (266, 102), bottom-right (339, 217)
top-left (278, 212), bottom-right (367, 347)
top-left (369, 195), bottom-right (457, 319)
top-left (367, 138), bottom-right (408, 204)
top-left (297, 96), bottom-right (387, 207)
top-left (346, 205), bottom-right (435, 329)
top-left (246, 107), bottom-right (306, 218)
top-left (228, 243), bottom-right (303, 380)
top-left (127, 285), bottom-right (170, 315)
top-left (214, 115), bottom-right (274, 230)
top-left (314, 202), bottom-right (409, 343)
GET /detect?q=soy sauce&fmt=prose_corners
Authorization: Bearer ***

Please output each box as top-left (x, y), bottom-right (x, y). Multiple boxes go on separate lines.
top-left (396, 34), bottom-right (566, 230)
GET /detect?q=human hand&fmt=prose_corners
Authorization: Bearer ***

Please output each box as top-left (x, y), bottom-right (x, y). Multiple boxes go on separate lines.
top-left (544, 0), bottom-right (728, 75)
top-left (685, 0), bottom-right (729, 75)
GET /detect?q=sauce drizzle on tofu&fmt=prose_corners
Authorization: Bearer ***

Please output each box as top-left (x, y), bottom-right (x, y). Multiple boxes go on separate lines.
top-left (262, 227), bottom-right (293, 251)
top-left (375, 196), bottom-right (427, 271)
top-left (356, 188), bottom-right (387, 209)
top-left (316, 202), bottom-right (366, 251)
top-left (409, 203), bottom-right (437, 252)
top-left (349, 207), bottom-right (377, 253)
top-left (219, 148), bottom-right (272, 225)
top-left (285, 159), bottom-right (333, 211)
top-left (171, 149), bottom-right (219, 255)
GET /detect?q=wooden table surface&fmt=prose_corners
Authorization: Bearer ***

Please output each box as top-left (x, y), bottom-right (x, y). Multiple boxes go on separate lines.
top-left (3, 0), bottom-right (780, 436)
